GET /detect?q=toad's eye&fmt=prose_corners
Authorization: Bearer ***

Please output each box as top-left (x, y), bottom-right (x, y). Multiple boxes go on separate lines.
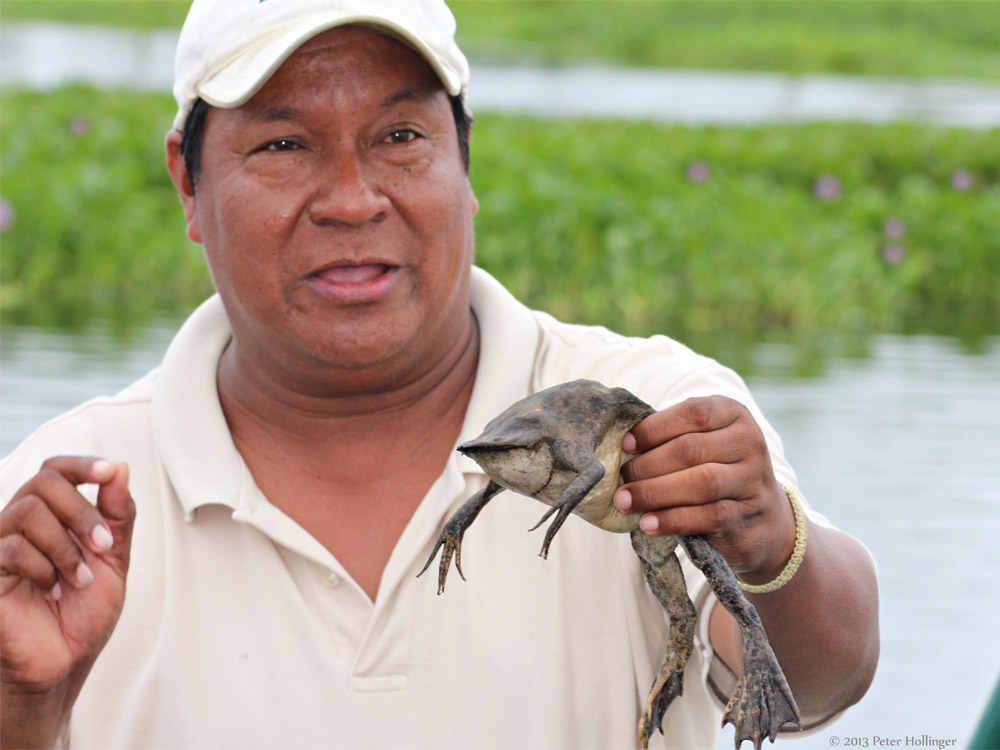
top-left (386, 129), bottom-right (418, 144)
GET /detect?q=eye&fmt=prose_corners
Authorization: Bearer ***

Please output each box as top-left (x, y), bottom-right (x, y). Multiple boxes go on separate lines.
top-left (260, 139), bottom-right (300, 152)
top-left (385, 129), bottom-right (419, 145)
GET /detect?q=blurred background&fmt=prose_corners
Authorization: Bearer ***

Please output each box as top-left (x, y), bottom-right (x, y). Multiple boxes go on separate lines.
top-left (1, 2), bottom-right (998, 748)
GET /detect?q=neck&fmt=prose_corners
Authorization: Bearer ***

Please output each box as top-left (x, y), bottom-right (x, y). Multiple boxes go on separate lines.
top-left (215, 311), bottom-right (480, 602)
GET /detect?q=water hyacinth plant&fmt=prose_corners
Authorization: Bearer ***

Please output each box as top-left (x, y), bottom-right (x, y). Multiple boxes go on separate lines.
top-left (881, 245), bottom-right (906, 265)
top-left (813, 174), bottom-right (842, 201)
top-left (1, 86), bottom-right (998, 362)
top-left (951, 169), bottom-right (975, 191)
top-left (686, 161), bottom-right (711, 184)
top-left (0, 197), bottom-right (14, 234)
top-left (883, 219), bottom-right (906, 239)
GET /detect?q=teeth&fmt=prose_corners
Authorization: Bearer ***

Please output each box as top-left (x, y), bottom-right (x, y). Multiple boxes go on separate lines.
top-left (317, 264), bottom-right (387, 283)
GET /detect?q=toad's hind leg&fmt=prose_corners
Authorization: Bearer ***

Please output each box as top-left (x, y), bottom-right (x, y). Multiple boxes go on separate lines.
top-left (630, 532), bottom-right (695, 750)
top-left (681, 535), bottom-right (800, 750)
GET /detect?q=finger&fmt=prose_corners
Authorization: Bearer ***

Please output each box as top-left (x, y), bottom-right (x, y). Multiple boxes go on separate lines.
top-left (0, 534), bottom-right (60, 597)
top-left (94, 463), bottom-right (136, 574)
top-left (621, 427), bottom-right (748, 484)
top-left (616, 463), bottom-right (749, 515)
top-left (5, 465), bottom-right (115, 555)
top-left (636, 499), bottom-right (740, 538)
top-left (31, 456), bottom-right (117, 490)
top-left (628, 396), bottom-right (744, 453)
top-left (1, 495), bottom-right (94, 588)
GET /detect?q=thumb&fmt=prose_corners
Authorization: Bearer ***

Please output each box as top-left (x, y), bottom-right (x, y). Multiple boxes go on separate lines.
top-left (94, 462), bottom-right (136, 574)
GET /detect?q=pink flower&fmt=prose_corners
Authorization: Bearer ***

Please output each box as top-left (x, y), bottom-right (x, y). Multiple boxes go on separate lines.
top-left (686, 161), bottom-right (710, 183)
top-left (951, 169), bottom-right (974, 191)
top-left (0, 197), bottom-right (14, 233)
top-left (68, 117), bottom-right (90, 136)
top-left (881, 244), bottom-right (906, 265)
top-left (813, 174), bottom-right (841, 201)
top-left (883, 219), bottom-right (906, 239)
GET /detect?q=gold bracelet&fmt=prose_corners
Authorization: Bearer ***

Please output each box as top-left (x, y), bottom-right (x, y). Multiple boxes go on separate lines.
top-left (737, 485), bottom-right (807, 594)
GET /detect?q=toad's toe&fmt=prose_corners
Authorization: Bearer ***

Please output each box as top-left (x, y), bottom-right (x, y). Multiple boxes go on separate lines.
top-left (722, 637), bottom-right (800, 749)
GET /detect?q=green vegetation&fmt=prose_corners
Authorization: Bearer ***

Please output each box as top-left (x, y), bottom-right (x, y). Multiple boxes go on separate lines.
top-left (2, 0), bottom-right (998, 80)
top-left (452, 0), bottom-right (1000, 81)
top-left (0, 87), bottom-right (212, 327)
top-left (2, 86), bottom-right (997, 366)
top-left (0, 0), bottom-right (190, 29)
top-left (472, 116), bottom-right (1000, 364)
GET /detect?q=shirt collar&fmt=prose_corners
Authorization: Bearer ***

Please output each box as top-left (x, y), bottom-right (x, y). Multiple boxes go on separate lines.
top-left (153, 266), bottom-right (540, 519)
top-left (152, 293), bottom-right (241, 519)
top-left (455, 267), bottom-right (540, 474)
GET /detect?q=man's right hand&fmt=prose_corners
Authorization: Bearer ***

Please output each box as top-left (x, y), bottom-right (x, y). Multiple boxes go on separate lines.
top-left (1, 457), bottom-right (135, 749)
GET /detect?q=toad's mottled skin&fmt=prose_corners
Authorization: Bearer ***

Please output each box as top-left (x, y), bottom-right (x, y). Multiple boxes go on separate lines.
top-left (419, 379), bottom-right (800, 749)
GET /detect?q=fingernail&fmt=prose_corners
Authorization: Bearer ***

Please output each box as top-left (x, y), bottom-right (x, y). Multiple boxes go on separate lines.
top-left (91, 524), bottom-right (113, 551)
top-left (640, 515), bottom-right (659, 532)
top-left (92, 459), bottom-right (113, 478)
top-left (76, 562), bottom-right (94, 586)
top-left (622, 433), bottom-right (637, 452)
top-left (50, 582), bottom-right (63, 602)
top-left (614, 489), bottom-right (632, 513)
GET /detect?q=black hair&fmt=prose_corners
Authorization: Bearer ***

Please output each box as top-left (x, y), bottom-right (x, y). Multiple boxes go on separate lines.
top-left (180, 97), bottom-right (211, 192)
top-left (179, 93), bottom-right (472, 192)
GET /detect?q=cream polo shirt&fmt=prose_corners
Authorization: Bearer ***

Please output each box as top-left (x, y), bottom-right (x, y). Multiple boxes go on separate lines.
top-left (2, 267), bottom-right (813, 749)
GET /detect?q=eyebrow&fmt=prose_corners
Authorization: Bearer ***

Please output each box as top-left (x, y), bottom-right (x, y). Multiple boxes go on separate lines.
top-left (237, 85), bottom-right (438, 123)
top-left (238, 106), bottom-right (305, 124)
top-left (379, 86), bottom-right (438, 109)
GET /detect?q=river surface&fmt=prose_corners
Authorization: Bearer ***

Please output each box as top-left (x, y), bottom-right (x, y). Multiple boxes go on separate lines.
top-left (1, 324), bottom-right (998, 747)
top-left (4, 21), bottom-right (1000, 127)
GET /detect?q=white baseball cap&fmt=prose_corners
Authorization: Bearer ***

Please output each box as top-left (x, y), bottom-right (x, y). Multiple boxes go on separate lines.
top-left (172, 0), bottom-right (470, 130)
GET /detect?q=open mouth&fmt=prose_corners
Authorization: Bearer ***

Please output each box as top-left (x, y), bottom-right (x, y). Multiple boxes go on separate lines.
top-left (314, 263), bottom-right (393, 284)
top-left (308, 262), bottom-right (399, 303)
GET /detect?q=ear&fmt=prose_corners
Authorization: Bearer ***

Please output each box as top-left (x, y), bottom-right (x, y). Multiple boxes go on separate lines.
top-left (165, 129), bottom-right (203, 244)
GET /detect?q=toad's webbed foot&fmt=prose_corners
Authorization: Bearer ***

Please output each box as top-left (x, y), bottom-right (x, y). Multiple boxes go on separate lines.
top-left (637, 650), bottom-right (686, 749)
top-left (680, 535), bottom-right (800, 749)
top-left (724, 635), bottom-right (799, 750)
top-left (418, 481), bottom-right (503, 594)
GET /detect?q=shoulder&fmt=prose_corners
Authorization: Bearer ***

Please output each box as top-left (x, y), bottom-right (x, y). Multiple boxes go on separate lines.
top-left (531, 311), bottom-right (752, 410)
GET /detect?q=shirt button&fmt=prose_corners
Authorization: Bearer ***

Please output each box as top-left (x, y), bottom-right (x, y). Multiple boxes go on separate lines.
top-left (323, 570), bottom-right (341, 588)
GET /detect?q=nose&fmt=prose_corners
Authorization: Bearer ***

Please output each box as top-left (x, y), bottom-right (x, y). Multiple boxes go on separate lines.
top-left (307, 149), bottom-right (389, 226)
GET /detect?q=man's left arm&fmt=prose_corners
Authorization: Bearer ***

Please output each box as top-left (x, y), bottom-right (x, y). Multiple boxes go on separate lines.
top-left (616, 394), bottom-right (879, 724)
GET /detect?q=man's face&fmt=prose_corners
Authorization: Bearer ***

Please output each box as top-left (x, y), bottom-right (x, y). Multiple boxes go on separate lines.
top-left (176, 27), bottom-right (478, 391)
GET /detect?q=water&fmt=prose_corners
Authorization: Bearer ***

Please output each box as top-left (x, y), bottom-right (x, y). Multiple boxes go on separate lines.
top-left (1, 323), bottom-right (179, 452)
top-left (742, 337), bottom-right (1000, 749)
top-left (4, 21), bottom-right (1000, 127)
top-left (2, 325), bottom-right (999, 747)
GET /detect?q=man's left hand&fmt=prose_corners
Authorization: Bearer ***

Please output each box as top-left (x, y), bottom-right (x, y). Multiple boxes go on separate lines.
top-left (615, 395), bottom-right (795, 582)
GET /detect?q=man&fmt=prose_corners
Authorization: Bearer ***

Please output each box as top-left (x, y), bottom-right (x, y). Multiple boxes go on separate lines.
top-left (0, 1), bottom-right (879, 747)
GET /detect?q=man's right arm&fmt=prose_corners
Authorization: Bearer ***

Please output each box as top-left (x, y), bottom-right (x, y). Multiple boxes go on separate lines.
top-left (1, 457), bottom-right (135, 749)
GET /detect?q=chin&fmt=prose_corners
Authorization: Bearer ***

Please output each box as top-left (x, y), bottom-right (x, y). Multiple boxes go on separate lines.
top-left (300, 321), bottom-right (416, 371)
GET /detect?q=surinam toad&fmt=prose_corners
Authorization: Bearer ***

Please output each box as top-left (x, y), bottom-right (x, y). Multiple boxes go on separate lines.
top-left (419, 379), bottom-right (801, 749)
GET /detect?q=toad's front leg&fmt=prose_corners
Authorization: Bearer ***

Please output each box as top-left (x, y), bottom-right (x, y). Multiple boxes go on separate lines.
top-left (418, 480), bottom-right (504, 594)
top-left (528, 452), bottom-right (605, 558)
top-left (682, 535), bottom-right (800, 749)
top-left (630, 531), bottom-right (694, 749)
